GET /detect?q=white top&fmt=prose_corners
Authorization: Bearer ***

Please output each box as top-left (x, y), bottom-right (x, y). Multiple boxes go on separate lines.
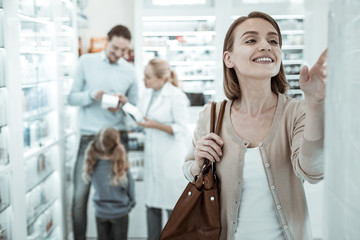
top-left (234, 147), bottom-right (284, 240)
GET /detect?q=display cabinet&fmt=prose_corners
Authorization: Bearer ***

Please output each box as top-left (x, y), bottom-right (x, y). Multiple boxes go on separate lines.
top-left (128, 129), bottom-right (145, 181)
top-left (142, 16), bottom-right (217, 105)
top-left (1, 0), bottom-right (78, 239)
top-left (275, 15), bottom-right (305, 99)
top-left (0, 4), bottom-right (11, 240)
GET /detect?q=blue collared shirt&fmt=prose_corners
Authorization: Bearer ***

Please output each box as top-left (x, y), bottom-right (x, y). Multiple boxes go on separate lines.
top-left (67, 51), bottom-right (138, 134)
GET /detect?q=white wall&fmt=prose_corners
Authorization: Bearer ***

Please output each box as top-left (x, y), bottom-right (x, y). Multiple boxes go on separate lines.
top-left (324, 0), bottom-right (360, 239)
top-left (79, 0), bottom-right (134, 54)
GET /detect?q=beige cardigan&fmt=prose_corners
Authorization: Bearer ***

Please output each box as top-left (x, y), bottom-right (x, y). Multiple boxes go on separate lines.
top-left (183, 93), bottom-right (324, 240)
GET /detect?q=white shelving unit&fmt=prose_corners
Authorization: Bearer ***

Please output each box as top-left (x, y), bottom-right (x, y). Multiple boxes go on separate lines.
top-left (275, 15), bottom-right (305, 99)
top-left (0, 0), bottom-right (78, 239)
top-left (141, 15), bottom-right (217, 105)
top-left (135, 1), bottom-right (307, 107)
top-left (0, 3), bottom-right (14, 240)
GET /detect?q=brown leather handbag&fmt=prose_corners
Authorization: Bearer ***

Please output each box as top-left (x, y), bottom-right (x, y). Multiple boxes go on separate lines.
top-left (160, 100), bottom-right (227, 240)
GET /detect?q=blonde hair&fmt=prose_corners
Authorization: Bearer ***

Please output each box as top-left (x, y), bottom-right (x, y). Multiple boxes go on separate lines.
top-left (148, 58), bottom-right (179, 87)
top-left (223, 11), bottom-right (289, 100)
top-left (83, 128), bottom-right (128, 186)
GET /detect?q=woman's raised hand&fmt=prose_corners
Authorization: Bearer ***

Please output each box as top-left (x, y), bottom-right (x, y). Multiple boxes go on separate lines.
top-left (299, 49), bottom-right (328, 103)
top-left (194, 133), bottom-right (224, 168)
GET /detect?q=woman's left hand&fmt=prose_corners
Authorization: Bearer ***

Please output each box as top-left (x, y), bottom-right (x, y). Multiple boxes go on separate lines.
top-left (137, 117), bottom-right (155, 128)
top-left (299, 49), bottom-right (328, 103)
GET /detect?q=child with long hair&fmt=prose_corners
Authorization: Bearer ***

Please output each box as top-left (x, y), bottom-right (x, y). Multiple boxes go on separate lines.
top-left (83, 127), bottom-right (135, 240)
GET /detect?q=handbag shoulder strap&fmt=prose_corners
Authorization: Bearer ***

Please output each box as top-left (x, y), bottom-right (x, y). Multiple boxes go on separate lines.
top-left (197, 100), bottom-right (227, 183)
top-left (210, 100), bottom-right (227, 135)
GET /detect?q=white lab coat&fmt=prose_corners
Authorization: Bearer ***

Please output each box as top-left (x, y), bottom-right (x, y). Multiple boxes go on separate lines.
top-left (138, 82), bottom-right (190, 209)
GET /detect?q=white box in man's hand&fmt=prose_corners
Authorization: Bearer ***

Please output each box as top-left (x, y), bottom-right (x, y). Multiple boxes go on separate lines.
top-left (101, 94), bottom-right (119, 109)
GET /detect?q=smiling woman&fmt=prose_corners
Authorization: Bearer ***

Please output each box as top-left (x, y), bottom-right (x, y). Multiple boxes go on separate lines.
top-left (182, 11), bottom-right (327, 240)
top-left (223, 12), bottom-right (288, 100)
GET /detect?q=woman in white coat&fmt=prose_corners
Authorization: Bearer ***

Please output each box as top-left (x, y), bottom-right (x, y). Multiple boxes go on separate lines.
top-left (119, 58), bottom-right (189, 240)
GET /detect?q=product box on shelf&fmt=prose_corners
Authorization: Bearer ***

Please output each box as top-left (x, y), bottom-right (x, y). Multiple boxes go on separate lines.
top-left (128, 130), bottom-right (145, 181)
top-left (26, 206), bottom-right (56, 240)
top-left (24, 148), bottom-right (55, 192)
top-left (25, 173), bottom-right (57, 233)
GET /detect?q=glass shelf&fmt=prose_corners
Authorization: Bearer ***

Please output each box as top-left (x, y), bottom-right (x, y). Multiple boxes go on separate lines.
top-left (26, 191), bottom-right (56, 227)
top-left (143, 31), bottom-right (216, 36)
top-left (26, 200), bottom-right (58, 239)
top-left (179, 75), bottom-right (216, 81)
top-left (22, 79), bottom-right (56, 88)
top-left (25, 174), bottom-right (58, 226)
top-left (18, 14), bottom-right (52, 25)
top-left (23, 137), bottom-right (59, 160)
top-left (282, 45), bottom-right (304, 50)
top-left (283, 60), bottom-right (303, 65)
top-left (169, 60), bottom-right (216, 66)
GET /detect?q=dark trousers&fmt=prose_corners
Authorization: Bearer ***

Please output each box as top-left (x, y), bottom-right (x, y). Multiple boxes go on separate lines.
top-left (96, 215), bottom-right (129, 240)
top-left (146, 207), bottom-right (172, 240)
top-left (71, 131), bottom-right (128, 240)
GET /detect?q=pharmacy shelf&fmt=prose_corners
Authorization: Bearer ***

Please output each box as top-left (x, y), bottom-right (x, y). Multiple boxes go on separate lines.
top-left (282, 45), bottom-right (304, 50)
top-left (169, 60), bottom-right (216, 66)
top-left (1, 0), bottom-right (79, 239)
top-left (281, 30), bottom-right (305, 35)
top-left (283, 60), bottom-right (303, 65)
top-left (18, 14), bottom-right (53, 25)
top-left (143, 31), bottom-right (216, 36)
top-left (179, 75), bottom-right (216, 81)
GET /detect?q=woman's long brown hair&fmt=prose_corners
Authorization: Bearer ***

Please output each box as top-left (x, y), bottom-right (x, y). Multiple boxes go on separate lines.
top-left (83, 128), bottom-right (128, 186)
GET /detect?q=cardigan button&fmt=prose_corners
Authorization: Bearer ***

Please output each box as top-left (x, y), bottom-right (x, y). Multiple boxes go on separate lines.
top-left (188, 191), bottom-right (192, 196)
top-left (265, 163), bottom-right (270, 168)
top-left (283, 225), bottom-right (288, 230)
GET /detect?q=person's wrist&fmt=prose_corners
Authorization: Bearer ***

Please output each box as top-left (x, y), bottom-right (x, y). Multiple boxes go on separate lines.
top-left (90, 90), bottom-right (101, 101)
top-left (191, 161), bottom-right (202, 176)
top-left (304, 96), bottom-right (324, 111)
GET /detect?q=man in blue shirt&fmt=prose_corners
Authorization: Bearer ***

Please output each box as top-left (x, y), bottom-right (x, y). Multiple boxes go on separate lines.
top-left (68, 25), bottom-right (138, 240)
